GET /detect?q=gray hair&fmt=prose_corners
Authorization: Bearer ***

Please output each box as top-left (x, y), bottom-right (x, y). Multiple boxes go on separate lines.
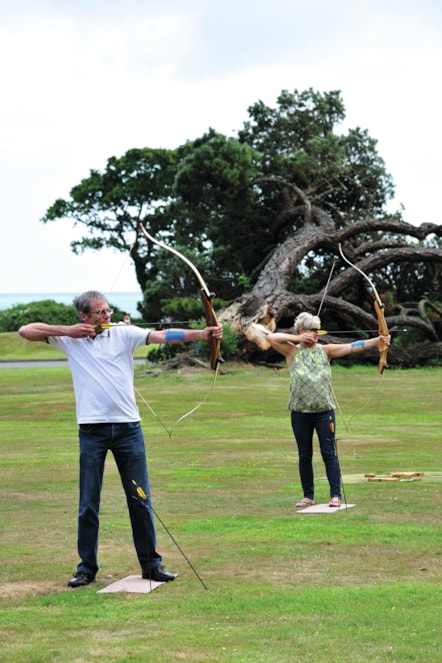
top-left (294, 312), bottom-right (321, 333)
top-left (74, 291), bottom-right (107, 314)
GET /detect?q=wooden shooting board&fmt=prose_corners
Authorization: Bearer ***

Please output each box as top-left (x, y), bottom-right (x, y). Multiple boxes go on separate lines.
top-left (97, 575), bottom-right (166, 594)
top-left (296, 503), bottom-right (355, 514)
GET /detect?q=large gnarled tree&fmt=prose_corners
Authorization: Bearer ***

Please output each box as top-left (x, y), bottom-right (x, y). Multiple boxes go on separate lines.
top-left (42, 89), bottom-right (442, 367)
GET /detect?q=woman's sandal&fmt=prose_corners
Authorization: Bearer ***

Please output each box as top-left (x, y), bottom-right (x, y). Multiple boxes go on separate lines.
top-left (296, 498), bottom-right (315, 507)
top-left (329, 497), bottom-right (341, 507)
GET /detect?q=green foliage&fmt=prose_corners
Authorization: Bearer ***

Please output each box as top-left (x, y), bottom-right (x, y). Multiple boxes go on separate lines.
top-left (36, 88), bottom-right (441, 357)
top-left (188, 319), bottom-right (239, 363)
top-left (216, 321), bottom-right (239, 360)
top-left (0, 299), bottom-right (135, 332)
top-left (41, 147), bottom-right (181, 313)
top-left (41, 87), bottom-right (398, 316)
top-left (238, 88), bottom-right (394, 222)
top-left (148, 321), bottom-right (239, 365)
top-left (175, 128), bottom-right (261, 209)
top-left (0, 300), bottom-right (78, 332)
top-left (147, 341), bottom-right (183, 364)
top-left (160, 296), bottom-right (205, 321)
top-left (238, 274), bottom-right (252, 291)
top-left (108, 303), bottom-right (138, 323)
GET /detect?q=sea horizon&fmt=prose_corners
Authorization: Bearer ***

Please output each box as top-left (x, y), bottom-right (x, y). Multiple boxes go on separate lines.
top-left (0, 292), bottom-right (142, 317)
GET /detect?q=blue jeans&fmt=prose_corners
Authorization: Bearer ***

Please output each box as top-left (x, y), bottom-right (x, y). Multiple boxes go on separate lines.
top-left (77, 422), bottom-right (161, 577)
top-left (290, 410), bottom-right (341, 500)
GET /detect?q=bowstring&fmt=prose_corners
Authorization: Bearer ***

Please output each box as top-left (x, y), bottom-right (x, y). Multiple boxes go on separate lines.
top-left (318, 258), bottom-right (350, 506)
top-left (330, 383), bottom-right (349, 432)
top-left (328, 249), bottom-right (388, 509)
top-left (106, 234), bottom-right (218, 437)
top-left (104, 234), bottom-right (175, 436)
top-left (135, 385), bottom-right (172, 437)
top-left (321, 254), bottom-right (385, 431)
top-left (339, 371), bottom-right (385, 431)
top-left (107, 237), bottom-right (137, 295)
top-left (317, 259), bottom-right (336, 317)
top-left (164, 362), bottom-right (220, 438)
top-left (317, 259), bottom-right (347, 424)
top-left (135, 358), bottom-right (220, 439)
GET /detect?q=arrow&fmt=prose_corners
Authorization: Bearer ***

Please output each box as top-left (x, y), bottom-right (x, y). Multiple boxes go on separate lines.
top-left (317, 327), bottom-right (407, 335)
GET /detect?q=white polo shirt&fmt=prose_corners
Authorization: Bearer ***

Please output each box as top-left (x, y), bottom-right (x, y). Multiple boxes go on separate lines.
top-left (48, 325), bottom-right (149, 424)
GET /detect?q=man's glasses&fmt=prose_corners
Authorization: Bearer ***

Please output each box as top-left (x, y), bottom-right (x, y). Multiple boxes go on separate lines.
top-left (90, 308), bottom-right (113, 316)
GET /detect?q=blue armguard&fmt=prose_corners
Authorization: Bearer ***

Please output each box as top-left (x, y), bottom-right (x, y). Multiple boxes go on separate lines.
top-left (165, 330), bottom-right (185, 342)
top-left (350, 340), bottom-right (366, 350)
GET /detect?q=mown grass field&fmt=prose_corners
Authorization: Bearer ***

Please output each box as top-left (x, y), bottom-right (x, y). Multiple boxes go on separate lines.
top-left (0, 334), bottom-right (441, 662)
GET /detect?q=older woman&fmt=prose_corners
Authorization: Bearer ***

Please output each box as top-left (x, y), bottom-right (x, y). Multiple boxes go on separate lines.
top-left (267, 312), bottom-right (390, 507)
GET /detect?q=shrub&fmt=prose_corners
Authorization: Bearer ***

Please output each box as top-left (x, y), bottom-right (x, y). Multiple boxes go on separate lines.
top-left (0, 300), bottom-right (79, 332)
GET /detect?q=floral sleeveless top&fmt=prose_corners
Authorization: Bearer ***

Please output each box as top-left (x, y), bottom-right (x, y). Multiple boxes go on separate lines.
top-left (288, 344), bottom-right (335, 413)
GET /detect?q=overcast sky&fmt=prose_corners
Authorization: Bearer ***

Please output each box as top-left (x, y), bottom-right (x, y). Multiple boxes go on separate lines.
top-left (1, 0), bottom-right (441, 295)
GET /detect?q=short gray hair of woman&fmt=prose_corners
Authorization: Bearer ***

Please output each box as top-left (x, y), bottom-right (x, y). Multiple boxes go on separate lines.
top-left (294, 312), bottom-right (321, 333)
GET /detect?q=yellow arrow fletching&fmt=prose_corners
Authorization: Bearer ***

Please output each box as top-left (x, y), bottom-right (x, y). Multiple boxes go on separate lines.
top-left (136, 486), bottom-right (148, 500)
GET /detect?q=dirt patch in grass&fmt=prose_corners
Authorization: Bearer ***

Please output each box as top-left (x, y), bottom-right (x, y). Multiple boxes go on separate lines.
top-left (0, 580), bottom-right (65, 601)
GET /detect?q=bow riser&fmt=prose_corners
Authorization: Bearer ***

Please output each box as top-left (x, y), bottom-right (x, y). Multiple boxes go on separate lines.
top-left (374, 300), bottom-right (388, 374)
top-left (200, 288), bottom-right (223, 370)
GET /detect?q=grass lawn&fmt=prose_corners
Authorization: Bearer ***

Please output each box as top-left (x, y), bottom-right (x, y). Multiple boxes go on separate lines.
top-left (0, 336), bottom-right (441, 662)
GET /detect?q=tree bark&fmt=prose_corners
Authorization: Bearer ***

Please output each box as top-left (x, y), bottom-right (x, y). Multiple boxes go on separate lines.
top-left (219, 208), bottom-right (442, 368)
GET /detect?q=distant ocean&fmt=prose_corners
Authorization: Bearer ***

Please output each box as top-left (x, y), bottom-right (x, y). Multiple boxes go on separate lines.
top-left (0, 292), bottom-right (142, 317)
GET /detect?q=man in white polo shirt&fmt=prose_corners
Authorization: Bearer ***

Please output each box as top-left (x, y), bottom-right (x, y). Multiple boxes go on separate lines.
top-left (19, 290), bottom-right (223, 588)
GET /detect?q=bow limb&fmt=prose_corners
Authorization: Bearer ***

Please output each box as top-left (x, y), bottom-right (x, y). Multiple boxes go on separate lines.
top-left (338, 244), bottom-right (389, 374)
top-left (139, 223), bottom-right (223, 370)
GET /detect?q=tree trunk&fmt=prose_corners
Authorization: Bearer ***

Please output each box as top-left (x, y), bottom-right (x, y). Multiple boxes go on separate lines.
top-left (219, 210), bottom-right (442, 368)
